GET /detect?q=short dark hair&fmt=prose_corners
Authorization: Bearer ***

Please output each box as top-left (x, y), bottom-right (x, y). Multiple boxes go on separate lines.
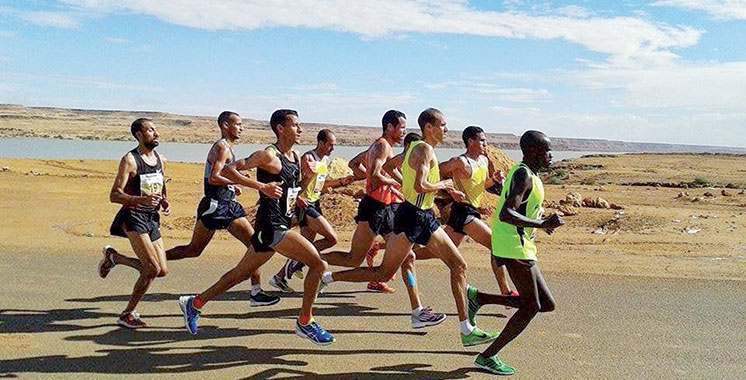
top-left (403, 132), bottom-right (421, 148)
top-left (218, 111), bottom-right (239, 128)
top-left (130, 118), bottom-right (153, 139)
top-left (269, 109), bottom-right (298, 135)
top-left (520, 130), bottom-right (548, 155)
top-left (417, 108), bottom-right (442, 130)
top-left (381, 110), bottom-right (406, 133)
top-left (462, 126), bottom-right (484, 147)
top-left (317, 129), bottom-right (334, 143)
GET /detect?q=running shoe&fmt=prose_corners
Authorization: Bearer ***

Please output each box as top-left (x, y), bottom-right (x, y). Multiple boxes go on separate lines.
top-left (461, 327), bottom-right (498, 347)
top-left (295, 318), bottom-right (335, 345)
top-left (467, 284), bottom-right (482, 326)
top-left (177, 296), bottom-right (201, 335)
top-left (367, 281), bottom-right (395, 293)
top-left (475, 354), bottom-right (515, 376)
top-left (284, 259), bottom-right (305, 280)
top-left (249, 289), bottom-right (281, 307)
top-left (504, 290), bottom-right (519, 310)
top-left (98, 245), bottom-right (117, 279)
top-left (317, 280), bottom-right (327, 296)
top-left (412, 307), bottom-right (447, 329)
top-left (269, 274), bottom-right (295, 293)
top-left (117, 311), bottom-right (146, 329)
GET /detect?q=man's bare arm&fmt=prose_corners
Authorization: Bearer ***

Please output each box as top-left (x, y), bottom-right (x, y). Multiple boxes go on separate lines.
top-left (368, 141), bottom-right (399, 188)
top-left (110, 154), bottom-right (155, 207)
top-left (498, 167), bottom-right (561, 230)
top-left (222, 149), bottom-right (283, 199)
top-left (439, 156), bottom-right (468, 180)
top-left (348, 149), bottom-right (368, 180)
top-left (383, 153), bottom-right (404, 183)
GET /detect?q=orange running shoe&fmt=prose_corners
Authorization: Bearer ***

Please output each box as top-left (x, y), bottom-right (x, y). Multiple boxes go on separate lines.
top-left (367, 281), bottom-right (395, 293)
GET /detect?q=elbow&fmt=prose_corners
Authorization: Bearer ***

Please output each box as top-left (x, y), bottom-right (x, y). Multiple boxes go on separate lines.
top-left (109, 192), bottom-right (117, 203)
top-left (413, 182), bottom-right (426, 193)
top-left (499, 208), bottom-right (511, 224)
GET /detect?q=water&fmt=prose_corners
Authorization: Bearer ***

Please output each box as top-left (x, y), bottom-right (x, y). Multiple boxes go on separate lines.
top-left (0, 137), bottom-right (606, 163)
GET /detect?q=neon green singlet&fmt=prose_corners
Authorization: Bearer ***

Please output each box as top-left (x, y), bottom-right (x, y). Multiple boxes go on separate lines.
top-left (300, 151), bottom-right (327, 203)
top-left (491, 163), bottom-right (544, 261)
top-left (454, 155), bottom-right (488, 208)
top-left (402, 140), bottom-right (439, 210)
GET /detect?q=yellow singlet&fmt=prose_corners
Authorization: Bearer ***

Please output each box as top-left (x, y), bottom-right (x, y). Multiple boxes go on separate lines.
top-left (454, 154), bottom-right (488, 208)
top-left (402, 140), bottom-right (439, 210)
top-left (300, 151), bottom-right (328, 203)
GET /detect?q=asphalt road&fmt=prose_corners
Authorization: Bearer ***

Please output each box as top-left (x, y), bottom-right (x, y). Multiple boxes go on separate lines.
top-left (1, 251), bottom-right (744, 379)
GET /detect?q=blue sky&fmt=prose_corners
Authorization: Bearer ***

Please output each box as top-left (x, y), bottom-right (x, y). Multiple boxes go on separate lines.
top-left (1, 0), bottom-right (745, 147)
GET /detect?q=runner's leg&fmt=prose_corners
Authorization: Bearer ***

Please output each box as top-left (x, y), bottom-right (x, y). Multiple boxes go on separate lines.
top-left (321, 222), bottom-right (376, 268)
top-left (122, 232), bottom-right (163, 314)
top-left (462, 219), bottom-right (514, 294)
top-left (165, 219), bottom-right (215, 260)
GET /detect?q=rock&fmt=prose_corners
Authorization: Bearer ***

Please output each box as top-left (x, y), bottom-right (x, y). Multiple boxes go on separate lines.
top-left (557, 205), bottom-right (578, 216)
top-left (561, 192), bottom-right (583, 207)
top-left (609, 203), bottom-right (624, 210)
top-left (596, 197), bottom-right (610, 209)
top-left (692, 197), bottom-right (702, 202)
top-left (703, 191), bottom-right (714, 197)
top-left (1, 166), bottom-right (8, 172)
top-left (683, 227), bottom-right (701, 234)
top-left (739, 190), bottom-right (745, 195)
top-left (676, 191), bottom-right (689, 198)
top-left (721, 189), bottom-right (730, 196)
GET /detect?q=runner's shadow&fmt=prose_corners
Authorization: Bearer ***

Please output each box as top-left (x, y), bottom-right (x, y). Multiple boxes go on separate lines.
top-left (241, 364), bottom-right (479, 379)
top-left (66, 290), bottom-right (355, 303)
top-left (65, 325), bottom-right (427, 347)
top-left (0, 346), bottom-right (475, 376)
top-left (0, 308), bottom-right (119, 334)
top-left (208, 302), bottom-right (411, 320)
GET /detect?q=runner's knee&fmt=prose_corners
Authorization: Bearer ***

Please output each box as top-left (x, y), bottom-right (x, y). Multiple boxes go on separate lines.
top-left (142, 263), bottom-right (160, 278)
top-left (307, 258), bottom-right (328, 275)
top-left (539, 298), bottom-right (556, 312)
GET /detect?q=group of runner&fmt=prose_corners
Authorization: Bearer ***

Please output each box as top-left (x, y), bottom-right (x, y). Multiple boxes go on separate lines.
top-left (99, 108), bottom-right (563, 376)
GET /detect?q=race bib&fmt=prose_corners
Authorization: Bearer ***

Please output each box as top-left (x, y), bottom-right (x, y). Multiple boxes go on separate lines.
top-left (313, 173), bottom-right (327, 196)
top-left (140, 171), bottom-right (164, 196)
top-left (286, 186), bottom-right (301, 217)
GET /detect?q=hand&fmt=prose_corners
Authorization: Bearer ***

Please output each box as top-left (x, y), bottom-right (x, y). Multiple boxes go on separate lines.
top-left (448, 189), bottom-right (466, 203)
top-left (541, 213), bottom-right (564, 230)
top-left (492, 170), bottom-right (505, 183)
top-left (260, 181), bottom-right (283, 199)
top-left (141, 194), bottom-right (162, 207)
top-left (160, 198), bottom-right (171, 216)
top-left (441, 178), bottom-right (455, 191)
top-left (296, 197), bottom-right (309, 209)
top-left (234, 186), bottom-right (243, 196)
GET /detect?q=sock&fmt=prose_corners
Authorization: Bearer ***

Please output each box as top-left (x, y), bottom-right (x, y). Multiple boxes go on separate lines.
top-left (460, 319), bottom-right (475, 335)
top-left (321, 271), bottom-right (334, 285)
top-left (412, 306), bottom-right (423, 316)
top-left (299, 314), bottom-right (313, 325)
top-left (193, 296), bottom-right (205, 310)
top-left (250, 285), bottom-right (261, 296)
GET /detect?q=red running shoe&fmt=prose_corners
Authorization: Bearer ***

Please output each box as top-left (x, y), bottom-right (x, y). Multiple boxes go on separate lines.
top-left (118, 311), bottom-right (146, 329)
top-left (367, 281), bottom-right (395, 293)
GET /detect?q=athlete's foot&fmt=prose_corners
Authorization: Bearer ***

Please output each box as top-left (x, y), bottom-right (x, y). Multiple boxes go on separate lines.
top-left (475, 354), bottom-right (515, 376)
top-left (295, 318), bottom-right (335, 345)
top-left (269, 274), bottom-right (295, 293)
top-left (461, 327), bottom-right (498, 347)
top-left (367, 281), bottom-right (395, 293)
top-left (467, 284), bottom-right (482, 326)
top-left (504, 290), bottom-right (519, 310)
top-left (177, 296), bottom-right (201, 335)
top-left (117, 311), bottom-right (146, 329)
top-left (284, 259), bottom-right (305, 280)
top-left (412, 307), bottom-right (446, 329)
top-left (98, 245), bottom-right (117, 278)
top-left (250, 289), bottom-right (281, 307)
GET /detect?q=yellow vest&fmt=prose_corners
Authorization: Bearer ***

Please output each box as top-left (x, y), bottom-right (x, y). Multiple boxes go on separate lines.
top-left (301, 151), bottom-right (328, 203)
top-left (454, 154), bottom-right (488, 208)
top-left (402, 140), bottom-right (439, 210)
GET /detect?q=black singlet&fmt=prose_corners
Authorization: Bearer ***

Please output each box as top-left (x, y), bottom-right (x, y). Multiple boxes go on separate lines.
top-left (255, 144), bottom-right (301, 229)
top-left (203, 139), bottom-right (236, 202)
top-left (123, 148), bottom-right (164, 212)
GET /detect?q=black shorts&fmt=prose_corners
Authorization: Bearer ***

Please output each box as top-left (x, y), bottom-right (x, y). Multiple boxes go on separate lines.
top-left (110, 208), bottom-right (161, 242)
top-left (250, 224), bottom-right (289, 253)
top-left (447, 202), bottom-right (482, 235)
top-left (354, 195), bottom-right (395, 236)
top-left (393, 201), bottom-right (440, 245)
top-left (197, 197), bottom-right (247, 231)
top-left (492, 255), bottom-right (536, 268)
top-left (296, 199), bottom-right (323, 227)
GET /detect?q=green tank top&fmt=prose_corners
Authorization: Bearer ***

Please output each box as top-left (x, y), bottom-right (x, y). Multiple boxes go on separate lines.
top-left (402, 140), bottom-right (439, 210)
top-left (491, 163), bottom-right (544, 261)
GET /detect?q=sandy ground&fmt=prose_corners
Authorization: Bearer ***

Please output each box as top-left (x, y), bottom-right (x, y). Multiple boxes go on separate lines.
top-left (0, 154), bottom-right (745, 378)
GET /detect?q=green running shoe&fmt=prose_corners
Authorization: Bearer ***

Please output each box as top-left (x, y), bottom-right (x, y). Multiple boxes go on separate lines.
top-left (475, 354), bottom-right (515, 375)
top-left (467, 284), bottom-right (481, 326)
top-left (461, 327), bottom-right (498, 347)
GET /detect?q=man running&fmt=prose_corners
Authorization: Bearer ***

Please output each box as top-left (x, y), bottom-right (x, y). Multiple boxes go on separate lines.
top-left (177, 109), bottom-right (335, 345)
top-left (319, 110), bottom-right (446, 328)
top-left (270, 129), bottom-right (355, 292)
top-left (100, 111), bottom-right (280, 307)
top-left (322, 108), bottom-right (496, 345)
top-left (99, 118), bottom-right (169, 328)
top-left (472, 130), bottom-right (564, 375)
top-left (429, 126), bottom-right (517, 300)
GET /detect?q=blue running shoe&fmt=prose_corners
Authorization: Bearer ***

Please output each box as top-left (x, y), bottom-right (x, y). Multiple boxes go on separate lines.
top-left (178, 296), bottom-right (201, 335)
top-left (295, 318), bottom-right (335, 345)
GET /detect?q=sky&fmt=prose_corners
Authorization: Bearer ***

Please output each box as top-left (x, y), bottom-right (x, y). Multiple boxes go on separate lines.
top-left (1, 0), bottom-right (745, 147)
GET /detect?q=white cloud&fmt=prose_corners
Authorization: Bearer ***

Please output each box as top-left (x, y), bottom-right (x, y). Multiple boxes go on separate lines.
top-left (0, 56), bottom-right (12, 63)
top-left (476, 87), bottom-right (551, 103)
top-left (0, 30), bottom-right (16, 39)
top-left (2, 71), bottom-right (165, 93)
top-left (19, 11), bottom-right (79, 28)
top-left (653, 0), bottom-right (746, 20)
top-left (60, 0), bottom-right (702, 66)
top-left (104, 37), bottom-right (129, 44)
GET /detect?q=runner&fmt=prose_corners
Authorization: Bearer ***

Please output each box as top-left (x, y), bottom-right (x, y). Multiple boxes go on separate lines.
top-left (418, 126), bottom-right (517, 303)
top-left (271, 129), bottom-right (356, 292)
top-left (322, 108), bottom-right (496, 345)
top-left (98, 118), bottom-right (169, 328)
top-left (472, 130), bottom-right (564, 375)
top-left (177, 109), bottom-right (335, 345)
top-left (318, 110), bottom-right (446, 328)
top-left (100, 111), bottom-right (280, 307)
